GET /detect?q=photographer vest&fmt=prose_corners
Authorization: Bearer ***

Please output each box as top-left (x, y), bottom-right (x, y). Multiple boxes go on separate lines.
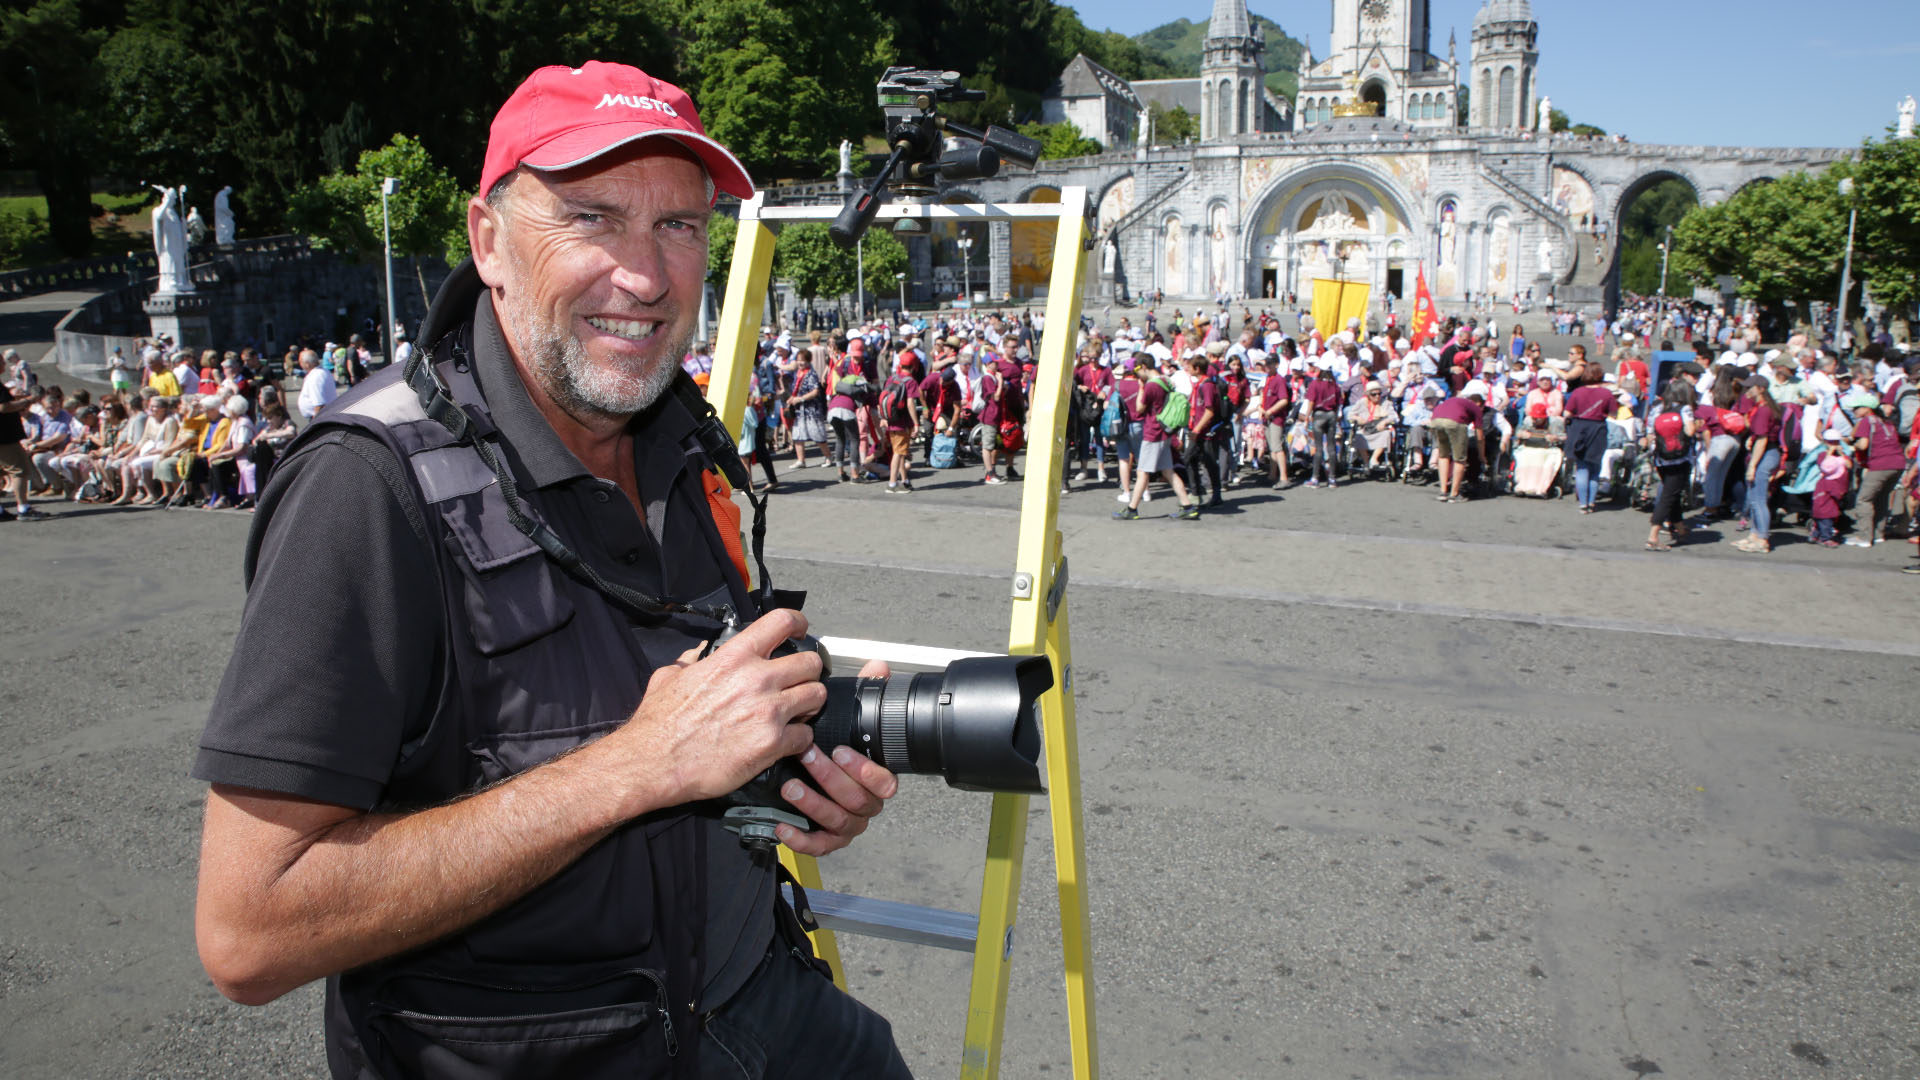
top-left (290, 272), bottom-right (767, 1079)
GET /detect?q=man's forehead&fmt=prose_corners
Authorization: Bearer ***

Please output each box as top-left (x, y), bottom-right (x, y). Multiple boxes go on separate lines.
top-left (511, 141), bottom-right (710, 205)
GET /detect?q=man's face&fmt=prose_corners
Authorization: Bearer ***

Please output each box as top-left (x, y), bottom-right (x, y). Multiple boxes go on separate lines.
top-left (473, 146), bottom-right (710, 421)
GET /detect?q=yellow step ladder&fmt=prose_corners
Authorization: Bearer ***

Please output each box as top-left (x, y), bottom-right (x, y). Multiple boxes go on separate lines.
top-left (704, 187), bottom-right (1098, 1080)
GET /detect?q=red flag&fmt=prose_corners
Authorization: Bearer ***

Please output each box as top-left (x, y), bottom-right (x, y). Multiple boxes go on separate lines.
top-left (1409, 263), bottom-right (1438, 349)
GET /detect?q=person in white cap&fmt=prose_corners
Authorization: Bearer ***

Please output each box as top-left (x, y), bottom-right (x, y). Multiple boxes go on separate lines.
top-left (192, 60), bottom-right (910, 1078)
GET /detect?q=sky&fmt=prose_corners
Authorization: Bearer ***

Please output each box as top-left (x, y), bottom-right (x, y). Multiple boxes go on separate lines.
top-left (1072, 0), bottom-right (1917, 148)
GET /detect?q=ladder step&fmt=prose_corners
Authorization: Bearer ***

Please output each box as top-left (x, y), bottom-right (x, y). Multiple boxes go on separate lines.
top-left (784, 885), bottom-right (978, 952)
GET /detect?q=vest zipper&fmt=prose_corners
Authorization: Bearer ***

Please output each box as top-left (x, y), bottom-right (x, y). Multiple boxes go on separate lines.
top-left (641, 969), bottom-right (678, 1057)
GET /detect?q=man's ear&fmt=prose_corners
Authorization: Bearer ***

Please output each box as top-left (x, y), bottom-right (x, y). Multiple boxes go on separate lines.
top-left (470, 196), bottom-right (506, 290)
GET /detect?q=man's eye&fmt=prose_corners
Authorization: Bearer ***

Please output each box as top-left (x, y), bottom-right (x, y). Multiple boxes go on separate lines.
top-left (572, 213), bottom-right (604, 225)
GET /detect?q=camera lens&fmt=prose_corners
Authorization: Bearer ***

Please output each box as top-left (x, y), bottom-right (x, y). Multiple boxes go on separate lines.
top-left (808, 656), bottom-right (1052, 793)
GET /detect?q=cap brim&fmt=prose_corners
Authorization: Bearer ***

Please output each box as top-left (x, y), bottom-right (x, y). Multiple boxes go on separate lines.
top-left (521, 125), bottom-right (755, 202)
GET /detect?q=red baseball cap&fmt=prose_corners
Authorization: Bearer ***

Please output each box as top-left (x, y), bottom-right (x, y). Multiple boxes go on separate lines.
top-left (479, 61), bottom-right (754, 204)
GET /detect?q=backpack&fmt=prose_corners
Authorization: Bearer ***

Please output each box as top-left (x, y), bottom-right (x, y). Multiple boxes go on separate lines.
top-left (1073, 383), bottom-right (1103, 429)
top-left (1651, 408), bottom-right (1692, 465)
top-left (1778, 401), bottom-right (1804, 456)
top-left (998, 365), bottom-right (1028, 423)
top-left (929, 432), bottom-right (958, 468)
top-left (833, 369), bottom-right (872, 405)
top-left (1719, 409), bottom-right (1748, 436)
top-left (1099, 392), bottom-right (1123, 439)
top-left (1152, 376), bottom-right (1190, 431)
top-left (878, 374), bottom-right (916, 427)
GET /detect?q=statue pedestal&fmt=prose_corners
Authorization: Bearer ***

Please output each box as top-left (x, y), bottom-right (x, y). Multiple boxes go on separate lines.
top-left (145, 291), bottom-right (213, 350)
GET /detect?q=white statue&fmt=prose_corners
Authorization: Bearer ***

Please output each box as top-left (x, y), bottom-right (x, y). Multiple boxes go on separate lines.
top-left (150, 184), bottom-right (193, 294)
top-left (1137, 107), bottom-right (1149, 147)
top-left (214, 186), bottom-right (235, 246)
top-left (1536, 95), bottom-right (1552, 134)
top-left (186, 206), bottom-right (208, 246)
top-left (1536, 236), bottom-right (1554, 277)
top-left (838, 139), bottom-right (852, 176)
top-left (1102, 237), bottom-right (1117, 274)
top-left (1899, 95), bottom-right (1916, 139)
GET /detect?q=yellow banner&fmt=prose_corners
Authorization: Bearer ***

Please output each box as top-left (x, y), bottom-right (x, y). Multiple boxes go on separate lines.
top-left (1311, 278), bottom-right (1372, 338)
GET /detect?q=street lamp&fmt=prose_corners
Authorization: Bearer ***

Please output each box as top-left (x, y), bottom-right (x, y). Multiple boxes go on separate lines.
top-left (1835, 176), bottom-right (1857, 351)
top-left (956, 235), bottom-right (974, 305)
top-left (856, 236), bottom-right (865, 320)
top-left (1656, 223), bottom-right (1673, 334)
top-left (381, 177), bottom-right (399, 366)
top-left (895, 271), bottom-right (907, 316)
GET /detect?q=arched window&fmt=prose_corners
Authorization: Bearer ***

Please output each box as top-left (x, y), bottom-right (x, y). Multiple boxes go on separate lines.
top-left (1498, 66), bottom-right (1516, 127)
top-left (1477, 69), bottom-right (1491, 125)
top-left (1437, 94), bottom-right (1448, 123)
top-left (1518, 68), bottom-right (1531, 128)
top-left (1418, 94), bottom-right (1431, 120)
top-left (1219, 79), bottom-right (1234, 135)
top-left (1237, 80), bottom-right (1248, 134)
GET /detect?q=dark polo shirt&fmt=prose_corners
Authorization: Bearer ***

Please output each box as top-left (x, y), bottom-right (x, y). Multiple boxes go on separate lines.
top-left (194, 294), bottom-right (775, 1006)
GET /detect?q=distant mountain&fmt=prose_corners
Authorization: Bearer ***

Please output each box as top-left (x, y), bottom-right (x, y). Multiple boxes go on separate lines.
top-left (1133, 13), bottom-right (1304, 102)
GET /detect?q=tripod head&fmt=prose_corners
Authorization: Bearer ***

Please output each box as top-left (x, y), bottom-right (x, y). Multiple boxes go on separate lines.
top-left (829, 67), bottom-right (1042, 249)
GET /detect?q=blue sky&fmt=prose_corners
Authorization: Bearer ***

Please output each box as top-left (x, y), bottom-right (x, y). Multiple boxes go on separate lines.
top-left (1073, 0), bottom-right (1916, 148)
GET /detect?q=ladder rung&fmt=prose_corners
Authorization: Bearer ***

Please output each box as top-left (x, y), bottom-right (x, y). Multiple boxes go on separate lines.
top-left (783, 885), bottom-right (978, 952)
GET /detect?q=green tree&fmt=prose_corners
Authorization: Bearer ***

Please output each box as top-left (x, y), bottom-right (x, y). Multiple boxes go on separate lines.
top-left (679, 0), bottom-right (887, 179)
top-left (1671, 168), bottom-right (1850, 317)
top-left (857, 227), bottom-right (909, 303)
top-left (0, 0), bottom-right (112, 257)
top-left (1851, 134), bottom-right (1920, 316)
top-left (1617, 178), bottom-right (1696, 295)
top-left (1148, 102), bottom-right (1197, 144)
top-left (707, 212), bottom-right (740, 285)
top-left (0, 207), bottom-right (46, 269)
top-left (1016, 120), bottom-right (1102, 159)
top-left (287, 134), bottom-right (466, 305)
top-left (773, 222), bottom-right (853, 302)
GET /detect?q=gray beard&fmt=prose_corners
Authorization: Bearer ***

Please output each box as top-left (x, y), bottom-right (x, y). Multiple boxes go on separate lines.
top-left (512, 302), bottom-right (686, 423)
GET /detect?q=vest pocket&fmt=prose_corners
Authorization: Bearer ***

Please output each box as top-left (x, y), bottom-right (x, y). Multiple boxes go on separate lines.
top-left (369, 967), bottom-right (676, 1078)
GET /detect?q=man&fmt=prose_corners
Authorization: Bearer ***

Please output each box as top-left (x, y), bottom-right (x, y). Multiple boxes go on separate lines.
top-left (881, 351), bottom-right (923, 493)
top-left (146, 350), bottom-right (181, 397)
top-left (1258, 353), bottom-right (1292, 490)
top-left (172, 349), bottom-right (203, 395)
top-left (1301, 360), bottom-right (1342, 488)
top-left (1428, 383), bottom-right (1487, 503)
top-left (193, 62), bottom-right (907, 1078)
top-left (1113, 356), bottom-right (1196, 520)
top-left (0, 378), bottom-right (43, 520)
top-left (26, 388), bottom-right (74, 495)
top-left (295, 348), bottom-right (336, 420)
top-left (1183, 348), bottom-right (1226, 506)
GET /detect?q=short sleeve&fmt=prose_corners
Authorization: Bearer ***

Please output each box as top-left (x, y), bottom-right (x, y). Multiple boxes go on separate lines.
top-left (193, 432), bottom-right (445, 809)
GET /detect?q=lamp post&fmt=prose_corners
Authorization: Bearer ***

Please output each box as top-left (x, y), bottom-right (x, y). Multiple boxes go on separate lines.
top-left (1835, 176), bottom-right (1857, 351)
top-left (895, 271), bottom-right (907, 316)
top-left (1656, 223), bottom-right (1672, 336)
top-left (856, 237), bottom-right (865, 320)
top-left (956, 235), bottom-right (974, 305)
top-left (380, 178), bottom-right (399, 366)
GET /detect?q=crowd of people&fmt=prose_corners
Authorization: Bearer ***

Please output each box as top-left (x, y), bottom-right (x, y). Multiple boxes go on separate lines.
top-left (7, 300), bottom-right (1917, 575)
top-left (720, 303), bottom-right (1920, 570)
top-left (0, 343), bottom-right (300, 518)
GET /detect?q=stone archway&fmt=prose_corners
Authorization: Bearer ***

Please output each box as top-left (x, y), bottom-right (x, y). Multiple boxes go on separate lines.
top-left (1241, 160), bottom-right (1420, 308)
top-left (1605, 170), bottom-right (1700, 311)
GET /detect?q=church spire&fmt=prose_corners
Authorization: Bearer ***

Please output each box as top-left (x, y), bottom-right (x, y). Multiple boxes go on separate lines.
top-left (1208, 0), bottom-right (1252, 41)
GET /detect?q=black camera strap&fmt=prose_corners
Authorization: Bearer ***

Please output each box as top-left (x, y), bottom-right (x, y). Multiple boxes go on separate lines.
top-left (403, 336), bottom-right (774, 628)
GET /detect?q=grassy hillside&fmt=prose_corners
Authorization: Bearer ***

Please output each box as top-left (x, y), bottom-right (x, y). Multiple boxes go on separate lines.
top-left (1132, 13), bottom-right (1303, 102)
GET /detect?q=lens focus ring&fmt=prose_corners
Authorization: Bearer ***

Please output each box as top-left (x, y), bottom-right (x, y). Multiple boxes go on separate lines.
top-left (878, 673), bottom-right (915, 770)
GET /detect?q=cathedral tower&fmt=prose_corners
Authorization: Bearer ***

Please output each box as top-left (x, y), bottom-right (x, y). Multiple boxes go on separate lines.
top-left (1201, 0), bottom-right (1266, 139)
top-left (1469, 0), bottom-right (1538, 130)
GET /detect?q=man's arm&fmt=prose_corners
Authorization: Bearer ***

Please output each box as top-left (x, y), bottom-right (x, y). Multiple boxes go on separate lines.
top-left (196, 607), bottom-right (849, 1007)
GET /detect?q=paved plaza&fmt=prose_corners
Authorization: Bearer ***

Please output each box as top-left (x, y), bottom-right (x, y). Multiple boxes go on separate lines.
top-left (2, 453), bottom-right (1917, 1078)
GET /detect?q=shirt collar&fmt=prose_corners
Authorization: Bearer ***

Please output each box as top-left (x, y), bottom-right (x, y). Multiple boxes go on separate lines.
top-left (470, 293), bottom-right (696, 489)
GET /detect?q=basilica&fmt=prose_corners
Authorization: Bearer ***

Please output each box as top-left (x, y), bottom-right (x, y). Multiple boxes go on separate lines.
top-left (945, 0), bottom-right (1850, 314)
